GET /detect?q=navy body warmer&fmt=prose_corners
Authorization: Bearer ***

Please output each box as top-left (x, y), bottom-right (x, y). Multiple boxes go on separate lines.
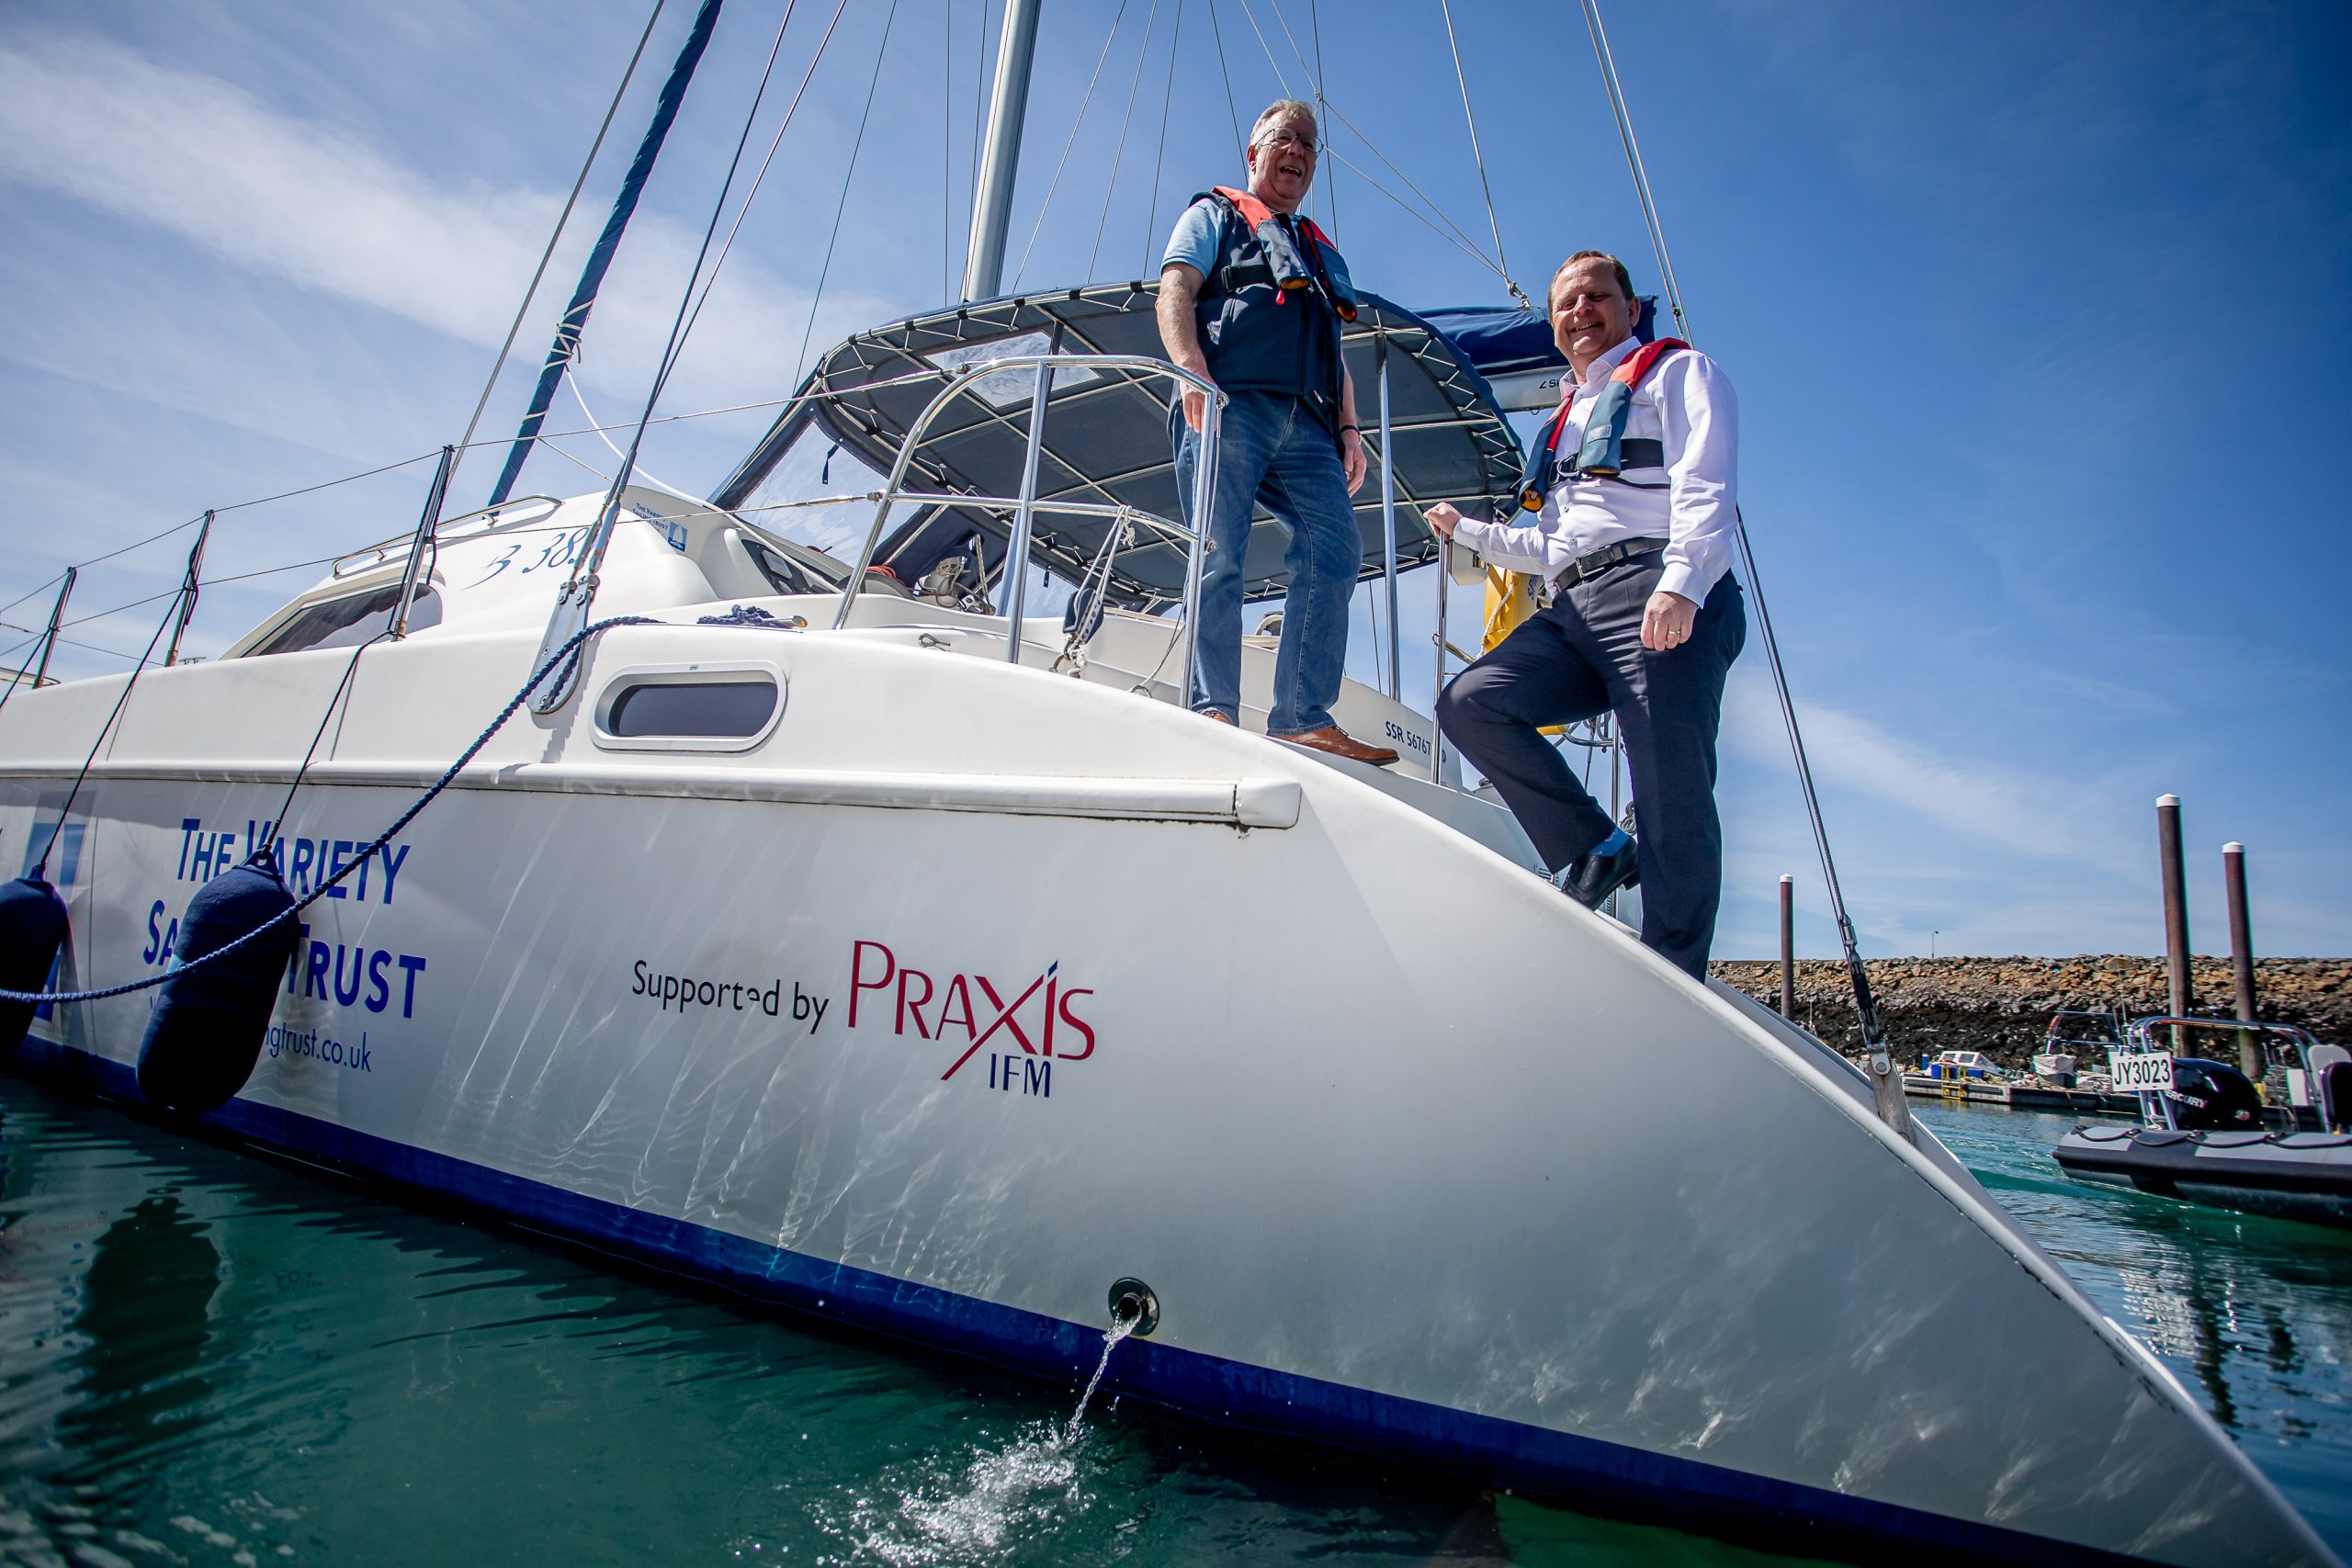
top-left (1188, 187), bottom-right (1358, 434)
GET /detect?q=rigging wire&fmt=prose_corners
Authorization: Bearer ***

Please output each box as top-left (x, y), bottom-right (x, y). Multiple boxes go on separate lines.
top-left (210, 451), bottom-right (446, 515)
top-left (42, 552), bottom-right (356, 637)
top-left (0, 623), bottom-right (141, 665)
top-left (1225, 0), bottom-right (1514, 293)
top-left (29, 585), bottom-right (187, 881)
top-left (1323, 147), bottom-right (1510, 280)
top-left (1231, 0), bottom-right (1292, 96)
top-left (1307, 0), bottom-right (1334, 231)
top-left (1011, 0), bottom-right (1135, 290)
top-left (1259, 0), bottom-right (1331, 229)
top-left (673, 0), bottom-right (855, 379)
top-left (446, 0), bottom-right (668, 502)
top-left (1140, 0), bottom-right (1186, 273)
top-left (569, 375), bottom-right (695, 501)
top-left (1089, 0), bottom-right (1163, 280)
top-left (537, 437), bottom-right (620, 487)
top-left (1580, 0), bottom-right (1690, 340)
top-left (1306, 96), bottom-right (1490, 258)
top-left (0, 572), bottom-right (68, 626)
top-left (1575, 0), bottom-right (1891, 1077)
top-left (944, 0), bottom-right (955, 304)
top-left (967, 0), bottom-right (991, 291)
top-left (266, 635), bottom-right (385, 841)
top-left (1203, 0), bottom-right (1246, 161)
top-left (1437, 0), bottom-right (1529, 309)
top-left (790, 0), bottom-right (902, 383)
top-left (566, 0), bottom-right (822, 578)
top-left (0, 451), bottom-right (441, 641)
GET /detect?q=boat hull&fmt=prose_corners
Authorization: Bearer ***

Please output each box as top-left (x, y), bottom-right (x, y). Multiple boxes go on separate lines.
top-left (2055, 1125), bottom-right (2352, 1231)
top-left (1, 624), bottom-right (2335, 1567)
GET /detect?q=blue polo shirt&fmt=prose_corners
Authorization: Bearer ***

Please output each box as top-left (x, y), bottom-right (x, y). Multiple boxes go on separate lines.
top-left (1160, 197), bottom-right (1225, 278)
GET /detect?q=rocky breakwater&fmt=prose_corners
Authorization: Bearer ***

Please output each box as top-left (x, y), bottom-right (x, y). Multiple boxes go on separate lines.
top-left (1709, 955), bottom-right (2352, 1073)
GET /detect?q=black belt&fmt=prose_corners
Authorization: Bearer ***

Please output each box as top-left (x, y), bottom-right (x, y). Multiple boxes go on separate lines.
top-left (1553, 537), bottom-right (1667, 589)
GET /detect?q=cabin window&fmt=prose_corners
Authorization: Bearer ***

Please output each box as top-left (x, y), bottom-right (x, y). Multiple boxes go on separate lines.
top-left (593, 663), bottom-right (786, 752)
top-left (250, 585), bottom-right (440, 657)
top-left (606, 680), bottom-right (776, 738)
top-left (742, 537), bottom-right (846, 596)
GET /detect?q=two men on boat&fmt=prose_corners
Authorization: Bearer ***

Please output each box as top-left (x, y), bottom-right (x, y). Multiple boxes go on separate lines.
top-left (1429, 254), bottom-right (1746, 978)
top-left (1156, 100), bottom-right (1398, 765)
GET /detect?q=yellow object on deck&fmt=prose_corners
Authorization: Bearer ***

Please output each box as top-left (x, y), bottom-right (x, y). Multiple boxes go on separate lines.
top-left (1480, 566), bottom-right (1570, 736)
top-left (1481, 567), bottom-right (1536, 656)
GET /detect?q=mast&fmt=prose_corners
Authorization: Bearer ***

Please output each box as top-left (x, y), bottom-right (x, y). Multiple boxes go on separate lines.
top-left (961, 0), bottom-right (1042, 301)
top-left (486, 0), bottom-right (728, 508)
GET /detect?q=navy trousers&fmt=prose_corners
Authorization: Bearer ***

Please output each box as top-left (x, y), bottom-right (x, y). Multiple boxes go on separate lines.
top-left (1436, 559), bottom-right (1745, 978)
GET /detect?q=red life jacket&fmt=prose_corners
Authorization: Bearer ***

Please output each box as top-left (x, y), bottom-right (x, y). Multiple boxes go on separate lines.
top-left (1517, 337), bottom-right (1690, 513)
top-left (1205, 186), bottom-right (1358, 321)
top-left (1187, 188), bottom-right (1356, 427)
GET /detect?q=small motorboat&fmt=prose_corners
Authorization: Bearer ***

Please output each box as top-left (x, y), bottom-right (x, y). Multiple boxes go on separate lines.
top-left (2053, 1018), bottom-right (2352, 1230)
top-left (2036, 1009), bottom-right (2125, 1086)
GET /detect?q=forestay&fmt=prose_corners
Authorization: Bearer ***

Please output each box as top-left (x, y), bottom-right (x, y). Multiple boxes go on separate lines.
top-left (711, 283), bottom-right (1522, 607)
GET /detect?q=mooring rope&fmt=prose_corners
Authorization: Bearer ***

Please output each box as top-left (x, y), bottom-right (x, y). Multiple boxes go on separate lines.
top-left (0, 616), bottom-right (661, 1008)
top-left (31, 585), bottom-right (190, 883)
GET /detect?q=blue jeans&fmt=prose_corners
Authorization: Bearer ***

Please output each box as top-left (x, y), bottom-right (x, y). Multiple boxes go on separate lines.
top-left (1170, 392), bottom-right (1359, 734)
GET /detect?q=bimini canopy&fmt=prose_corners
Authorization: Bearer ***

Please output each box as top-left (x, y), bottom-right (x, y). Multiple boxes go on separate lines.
top-left (1415, 298), bottom-right (1660, 413)
top-left (711, 282), bottom-right (1522, 607)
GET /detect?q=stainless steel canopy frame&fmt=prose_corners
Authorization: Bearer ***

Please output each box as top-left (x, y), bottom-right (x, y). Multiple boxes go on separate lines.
top-left (711, 284), bottom-right (1522, 613)
top-left (830, 352), bottom-right (1223, 703)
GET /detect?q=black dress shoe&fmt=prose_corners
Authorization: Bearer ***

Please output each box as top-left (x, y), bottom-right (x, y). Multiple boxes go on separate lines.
top-left (1555, 836), bottom-right (1640, 909)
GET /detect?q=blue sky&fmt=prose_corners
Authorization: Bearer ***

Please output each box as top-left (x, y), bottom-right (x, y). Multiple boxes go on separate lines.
top-left (1, 0), bottom-right (2346, 962)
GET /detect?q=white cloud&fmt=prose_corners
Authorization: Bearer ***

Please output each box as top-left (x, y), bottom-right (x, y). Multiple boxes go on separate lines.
top-left (1723, 678), bottom-right (2138, 877)
top-left (0, 28), bottom-right (894, 411)
top-left (0, 32), bottom-right (548, 346)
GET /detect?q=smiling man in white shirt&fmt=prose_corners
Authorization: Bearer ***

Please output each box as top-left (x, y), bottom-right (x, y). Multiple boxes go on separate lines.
top-left (1426, 251), bottom-right (1746, 978)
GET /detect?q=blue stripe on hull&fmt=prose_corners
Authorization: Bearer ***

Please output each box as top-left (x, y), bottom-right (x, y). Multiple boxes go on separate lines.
top-left (9, 1041), bottom-right (2140, 1568)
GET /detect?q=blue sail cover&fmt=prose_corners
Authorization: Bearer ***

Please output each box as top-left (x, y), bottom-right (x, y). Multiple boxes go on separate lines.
top-left (486, 0), bottom-right (727, 506)
top-left (1417, 298), bottom-right (1657, 412)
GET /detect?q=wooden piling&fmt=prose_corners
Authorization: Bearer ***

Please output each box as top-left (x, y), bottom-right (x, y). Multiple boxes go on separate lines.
top-left (2157, 795), bottom-right (2191, 1052)
top-left (2224, 842), bottom-right (2260, 1081)
top-left (1779, 875), bottom-right (1795, 1020)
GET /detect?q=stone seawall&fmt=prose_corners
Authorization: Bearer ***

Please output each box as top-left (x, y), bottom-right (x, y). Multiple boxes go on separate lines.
top-left (1708, 956), bottom-right (2352, 1071)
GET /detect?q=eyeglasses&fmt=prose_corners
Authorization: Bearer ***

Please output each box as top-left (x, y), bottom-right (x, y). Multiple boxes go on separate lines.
top-left (1256, 129), bottom-right (1319, 157)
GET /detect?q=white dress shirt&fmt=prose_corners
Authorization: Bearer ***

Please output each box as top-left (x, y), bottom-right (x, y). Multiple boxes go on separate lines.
top-left (1452, 334), bottom-right (1739, 604)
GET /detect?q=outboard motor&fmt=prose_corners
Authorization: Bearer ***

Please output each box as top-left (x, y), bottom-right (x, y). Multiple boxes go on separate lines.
top-left (137, 854), bottom-right (301, 1116)
top-left (0, 874), bottom-right (70, 1055)
top-left (2164, 1057), bottom-right (2263, 1131)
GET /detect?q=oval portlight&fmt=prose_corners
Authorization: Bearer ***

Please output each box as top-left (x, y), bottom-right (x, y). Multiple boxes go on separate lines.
top-left (605, 678), bottom-right (777, 739)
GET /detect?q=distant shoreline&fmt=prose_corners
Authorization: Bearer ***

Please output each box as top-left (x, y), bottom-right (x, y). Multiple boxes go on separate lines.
top-left (1710, 956), bottom-right (2351, 1067)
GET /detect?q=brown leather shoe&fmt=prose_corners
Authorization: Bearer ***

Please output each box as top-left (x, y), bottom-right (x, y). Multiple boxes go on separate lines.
top-left (1201, 708), bottom-right (1235, 725)
top-left (1274, 725), bottom-right (1399, 766)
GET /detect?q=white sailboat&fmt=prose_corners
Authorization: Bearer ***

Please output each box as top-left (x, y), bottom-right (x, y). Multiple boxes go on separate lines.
top-left (0, 4), bottom-right (2335, 1562)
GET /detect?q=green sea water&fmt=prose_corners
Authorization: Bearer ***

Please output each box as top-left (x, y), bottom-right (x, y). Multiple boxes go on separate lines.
top-left (1, 1077), bottom-right (2344, 1566)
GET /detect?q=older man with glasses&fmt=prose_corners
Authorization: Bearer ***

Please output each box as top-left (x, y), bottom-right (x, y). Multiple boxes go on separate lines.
top-left (1155, 100), bottom-right (1395, 764)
